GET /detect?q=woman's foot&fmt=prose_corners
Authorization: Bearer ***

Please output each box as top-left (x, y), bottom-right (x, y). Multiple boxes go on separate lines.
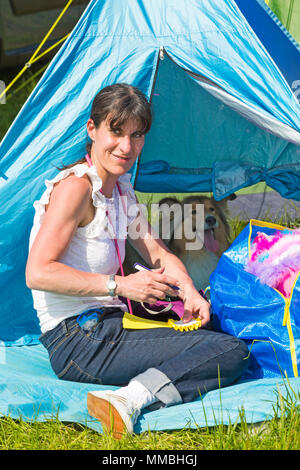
top-left (87, 380), bottom-right (157, 439)
top-left (87, 389), bottom-right (140, 439)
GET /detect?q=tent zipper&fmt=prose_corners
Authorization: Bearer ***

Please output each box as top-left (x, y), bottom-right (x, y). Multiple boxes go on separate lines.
top-left (159, 46), bottom-right (165, 60)
top-left (150, 46), bottom-right (164, 102)
top-left (132, 45), bottom-right (163, 190)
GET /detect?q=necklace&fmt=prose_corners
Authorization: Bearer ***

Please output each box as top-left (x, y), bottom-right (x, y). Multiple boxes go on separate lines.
top-left (85, 153), bottom-right (133, 314)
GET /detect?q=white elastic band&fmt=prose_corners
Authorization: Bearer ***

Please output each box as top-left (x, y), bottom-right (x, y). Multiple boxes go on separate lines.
top-left (140, 301), bottom-right (173, 315)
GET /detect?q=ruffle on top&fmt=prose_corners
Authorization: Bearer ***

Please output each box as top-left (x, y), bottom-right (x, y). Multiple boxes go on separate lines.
top-left (32, 163), bottom-right (140, 239)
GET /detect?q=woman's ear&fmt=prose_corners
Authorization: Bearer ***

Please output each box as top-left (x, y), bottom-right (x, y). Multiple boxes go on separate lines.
top-left (86, 118), bottom-right (96, 141)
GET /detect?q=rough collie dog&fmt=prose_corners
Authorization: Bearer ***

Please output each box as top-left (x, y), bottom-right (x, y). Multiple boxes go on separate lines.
top-left (155, 195), bottom-right (234, 291)
top-left (124, 194), bottom-right (235, 291)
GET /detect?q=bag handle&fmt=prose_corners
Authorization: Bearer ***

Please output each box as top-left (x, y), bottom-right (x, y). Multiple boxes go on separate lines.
top-left (140, 301), bottom-right (173, 315)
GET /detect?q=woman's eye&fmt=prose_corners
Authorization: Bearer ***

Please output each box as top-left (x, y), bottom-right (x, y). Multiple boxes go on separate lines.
top-left (133, 132), bottom-right (143, 138)
top-left (111, 128), bottom-right (121, 135)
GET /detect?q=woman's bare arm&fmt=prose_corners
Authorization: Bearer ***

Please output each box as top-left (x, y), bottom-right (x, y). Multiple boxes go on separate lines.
top-left (26, 174), bottom-right (112, 296)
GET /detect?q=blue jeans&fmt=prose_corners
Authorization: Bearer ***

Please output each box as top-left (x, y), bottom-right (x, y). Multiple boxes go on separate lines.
top-left (39, 308), bottom-right (249, 407)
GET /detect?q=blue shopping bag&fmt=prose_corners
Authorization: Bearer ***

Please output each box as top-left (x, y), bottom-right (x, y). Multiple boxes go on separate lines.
top-left (210, 219), bottom-right (300, 380)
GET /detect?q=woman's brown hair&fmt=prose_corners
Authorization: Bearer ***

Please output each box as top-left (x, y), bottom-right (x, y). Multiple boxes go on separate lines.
top-left (58, 83), bottom-right (152, 169)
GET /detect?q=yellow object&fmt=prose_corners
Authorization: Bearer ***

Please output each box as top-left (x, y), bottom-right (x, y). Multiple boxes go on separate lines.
top-left (0, 1), bottom-right (73, 101)
top-left (168, 318), bottom-right (202, 331)
top-left (30, 34), bottom-right (70, 65)
top-left (122, 311), bottom-right (202, 331)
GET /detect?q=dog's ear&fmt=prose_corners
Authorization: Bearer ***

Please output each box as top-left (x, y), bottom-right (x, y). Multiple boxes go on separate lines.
top-left (211, 193), bottom-right (236, 202)
top-left (158, 197), bottom-right (180, 207)
top-left (211, 193), bottom-right (236, 211)
top-left (158, 197), bottom-right (182, 247)
top-left (227, 193), bottom-right (237, 201)
top-left (158, 197), bottom-right (181, 220)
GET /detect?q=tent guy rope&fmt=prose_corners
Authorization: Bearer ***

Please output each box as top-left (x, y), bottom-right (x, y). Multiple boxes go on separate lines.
top-left (0, 0), bottom-right (73, 101)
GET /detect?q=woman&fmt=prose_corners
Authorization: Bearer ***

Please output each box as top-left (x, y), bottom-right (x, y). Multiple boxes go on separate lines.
top-left (26, 83), bottom-right (249, 438)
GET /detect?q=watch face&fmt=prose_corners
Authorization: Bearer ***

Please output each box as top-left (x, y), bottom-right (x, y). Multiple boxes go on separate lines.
top-left (108, 280), bottom-right (116, 289)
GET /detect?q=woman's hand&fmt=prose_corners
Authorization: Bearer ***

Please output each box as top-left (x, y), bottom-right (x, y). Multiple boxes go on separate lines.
top-left (179, 284), bottom-right (211, 326)
top-left (116, 267), bottom-right (179, 304)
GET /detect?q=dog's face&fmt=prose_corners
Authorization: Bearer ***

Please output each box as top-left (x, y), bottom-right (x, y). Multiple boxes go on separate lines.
top-left (183, 195), bottom-right (231, 257)
top-left (158, 194), bottom-right (234, 258)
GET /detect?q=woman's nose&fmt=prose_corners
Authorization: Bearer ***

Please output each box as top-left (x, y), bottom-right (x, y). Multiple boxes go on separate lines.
top-left (119, 135), bottom-right (132, 154)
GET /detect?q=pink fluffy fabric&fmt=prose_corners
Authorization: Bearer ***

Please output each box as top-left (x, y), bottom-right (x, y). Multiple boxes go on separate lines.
top-left (245, 229), bottom-right (300, 297)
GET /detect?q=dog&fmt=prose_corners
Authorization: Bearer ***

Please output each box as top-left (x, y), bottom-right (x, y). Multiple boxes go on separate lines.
top-left (123, 194), bottom-right (235, 291)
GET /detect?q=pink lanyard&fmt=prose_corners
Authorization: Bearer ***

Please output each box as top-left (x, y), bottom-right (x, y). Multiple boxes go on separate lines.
top-left (85, 153), bottom-right (133, 314)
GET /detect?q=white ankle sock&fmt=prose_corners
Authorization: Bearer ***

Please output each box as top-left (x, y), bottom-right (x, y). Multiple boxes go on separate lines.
top-left (115, 379), bottom-right (157, 411)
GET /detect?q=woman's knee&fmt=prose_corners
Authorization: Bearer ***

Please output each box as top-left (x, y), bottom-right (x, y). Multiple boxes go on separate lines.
top-left (219, 334), bottom-right (250, 381)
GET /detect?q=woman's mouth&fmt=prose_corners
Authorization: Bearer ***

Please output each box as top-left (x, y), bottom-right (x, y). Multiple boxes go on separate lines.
top-left (112, 153), bottom-right (130, 162)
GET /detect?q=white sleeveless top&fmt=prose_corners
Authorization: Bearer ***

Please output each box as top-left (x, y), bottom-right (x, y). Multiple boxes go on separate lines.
top-left (29, 163), bottom-right (139, 333)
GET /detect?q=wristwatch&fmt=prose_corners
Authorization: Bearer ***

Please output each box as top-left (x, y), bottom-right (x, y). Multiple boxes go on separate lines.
top-left (107, 275), bottom-right (117, 296)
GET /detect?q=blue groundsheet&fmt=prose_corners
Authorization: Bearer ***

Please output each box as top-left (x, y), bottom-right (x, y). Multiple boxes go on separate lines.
top-left (0, 343), bottom-right (299, 434)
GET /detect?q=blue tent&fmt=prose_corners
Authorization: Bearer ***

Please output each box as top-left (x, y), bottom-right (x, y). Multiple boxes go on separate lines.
top-left (1, 0), bottom-right (300, 435)
top-left (1, 0), bottom-right (300, 344)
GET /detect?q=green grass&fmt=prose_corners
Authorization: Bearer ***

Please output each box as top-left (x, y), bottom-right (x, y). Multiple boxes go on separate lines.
top-left (227, 213), bottom-right (300, 244)
top-left (0, 385), bottom-right (299, 450)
